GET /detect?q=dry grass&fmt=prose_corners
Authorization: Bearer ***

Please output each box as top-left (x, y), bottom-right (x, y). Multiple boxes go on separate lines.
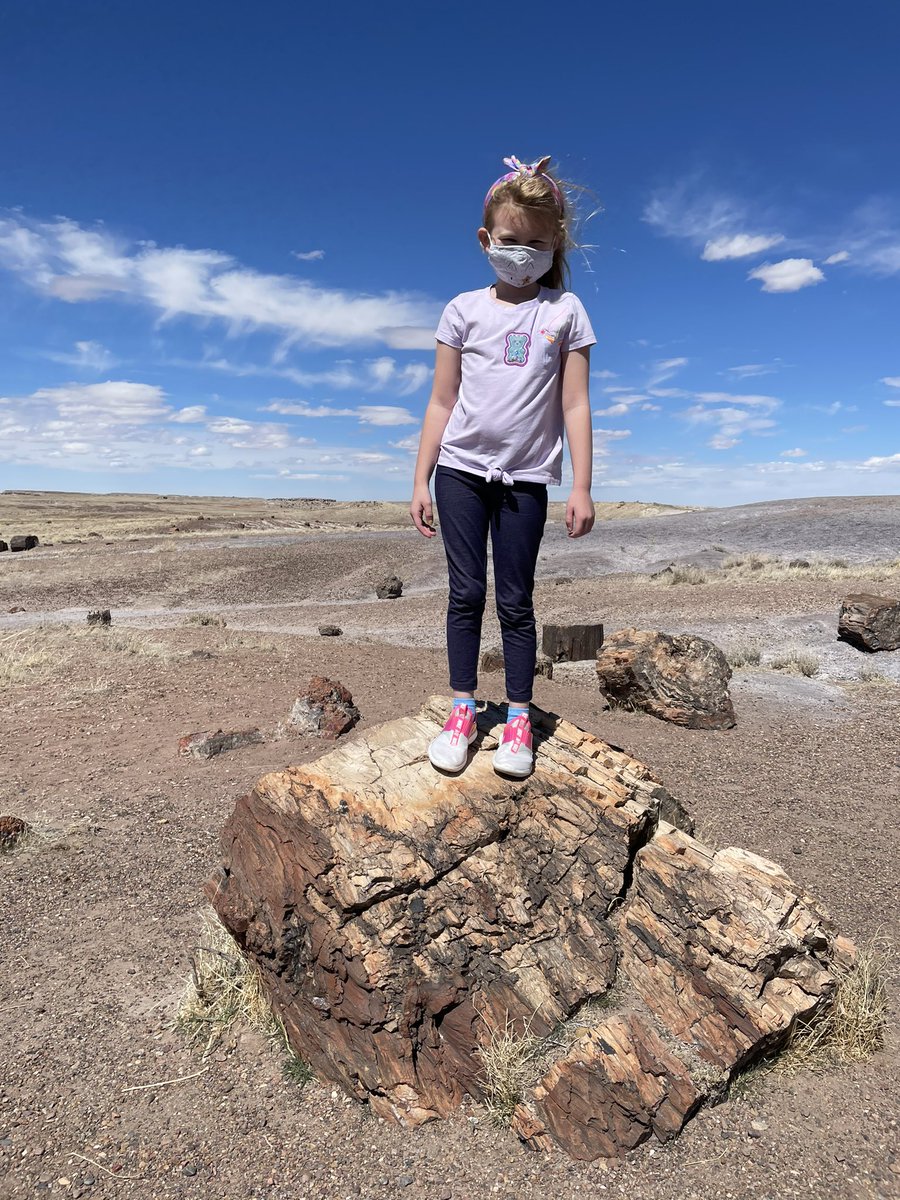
top-left (476, 1011), bottom-right (543, 1126)
top-left (857, 664), bottom-right (896, 686)
top-left (725, 640), bottom-right (763, 668)
top-left (184, 612), bottom-right (228, 628)
top-left (0, 630), bottom-right (55, 689)
top-left (175, 911), bottom-right (278, 1053)
top-left (652, 565), bottom-right (710, 586)
top-left (722, 554), bottom-right (900, 582)
top-left (771, 648), bottom-right (820, 677)
top-left (777, 937), bottom-right (890, 1074)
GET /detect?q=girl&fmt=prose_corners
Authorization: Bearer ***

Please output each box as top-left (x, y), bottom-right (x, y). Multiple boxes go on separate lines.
top-left (410, 155), bottom-right (596, 778)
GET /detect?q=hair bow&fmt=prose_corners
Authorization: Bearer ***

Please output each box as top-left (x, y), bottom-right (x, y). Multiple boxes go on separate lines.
top-left (484, 155), bottom-right (562, 210)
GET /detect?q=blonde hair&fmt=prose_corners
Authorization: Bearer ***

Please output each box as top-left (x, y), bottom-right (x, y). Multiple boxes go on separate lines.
top-left (483, 163), bottom-right (573, 291)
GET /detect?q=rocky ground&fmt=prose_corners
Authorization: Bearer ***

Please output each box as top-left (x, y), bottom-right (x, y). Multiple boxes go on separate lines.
top-left (1, 492), bottom-right (898, 1200)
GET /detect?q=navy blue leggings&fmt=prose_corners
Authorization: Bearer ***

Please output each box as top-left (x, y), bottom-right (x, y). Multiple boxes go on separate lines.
top-left (434, 465), bottom-right (548, 704)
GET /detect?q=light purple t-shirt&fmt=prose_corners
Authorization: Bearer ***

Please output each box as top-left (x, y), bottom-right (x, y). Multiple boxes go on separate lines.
top-left (435, 286), bottom-right (596, 486)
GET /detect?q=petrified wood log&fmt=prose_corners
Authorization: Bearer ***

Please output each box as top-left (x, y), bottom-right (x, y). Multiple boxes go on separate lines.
top-left (596, 628), bottom-right (735, 729)
top-left (208, 699), bottom-right (852, 1160)
top-left (542, 623), bottom-right (604, 662)
top-left (838, 593), bottom-right (900, 652)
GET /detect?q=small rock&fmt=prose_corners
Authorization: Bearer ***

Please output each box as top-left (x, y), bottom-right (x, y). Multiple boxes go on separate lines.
top-left (751, 1118), bottom-right (769, 1134)
top-left (9, 534), bottom-right (39, 552)
top-left (288, 676), bottom-right (359, 739)
top-left (0, 815), bottom-right (30, 853)
top-left (375, 575), bottom-right (403, 600)
top-left (0, 540), bottom-right (7, 552)
top-left (87, 609), bottom-right (112, 627)
top-left (792, 844), bottom-right (804, 856)
top-left (7, 606), bottom-right (24, 613)
top-left (398, 1177), bottom-right (414, 1189)
top-left (318, 624), bottom-right (342, 637)
top-left (178, 729), bottom-right (264, 759)
top-left (181, 1163), bottom-right (198, 1176)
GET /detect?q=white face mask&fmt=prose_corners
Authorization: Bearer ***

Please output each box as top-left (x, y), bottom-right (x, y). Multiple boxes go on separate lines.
top-left (486, 239), bottom-right (554, 288)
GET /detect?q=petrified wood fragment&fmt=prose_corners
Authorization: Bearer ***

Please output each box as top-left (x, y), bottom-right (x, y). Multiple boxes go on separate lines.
top-left (208, 699), bottom-right (852, 1160)
top-left (596, 628), bottom-right (735, 729)
top-left (287, 676), bottom-right (359, 738)
top-left (542, 623), bottom-right (604, 662)
top-left (838, 593), bottom-right (900, 652)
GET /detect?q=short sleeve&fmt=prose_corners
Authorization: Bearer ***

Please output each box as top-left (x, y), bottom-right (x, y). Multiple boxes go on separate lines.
top-left (435, 298), bottom-right (465, 349)
top-left (562, 294), bottom-right (596, 352)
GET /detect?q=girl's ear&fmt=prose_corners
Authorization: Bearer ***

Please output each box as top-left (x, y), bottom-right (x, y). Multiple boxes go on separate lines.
top-left (477, 226), bottom-right (491, 252)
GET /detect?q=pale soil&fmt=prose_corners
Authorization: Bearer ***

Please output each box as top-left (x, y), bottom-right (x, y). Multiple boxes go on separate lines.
top-left (1, 492), bottom-right (899, 1200)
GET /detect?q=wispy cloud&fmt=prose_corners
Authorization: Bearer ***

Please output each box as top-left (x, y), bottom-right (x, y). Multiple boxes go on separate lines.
top-left (264, 400), bottom-right (417, 426)
top-left (702, 234), bottom-right (784, 261)
top-left (723, 361), bottom-right (782, 379)
top-left (174, 352), bottom-right (431, 396)
top-left (47, 339), bottom-right (117, 371)
top-left (824, 251), bottom-right (850, 265)
top-left (780, 447), bottom-right (807, 458)
top-left (0, 211), bottom-right (440, 349)
top-left (291, 249), bottom-right (325, 261)
top-left (880, 376), bottom-right (900, 388)
top-left (747, 259), bottom-right (825, 293)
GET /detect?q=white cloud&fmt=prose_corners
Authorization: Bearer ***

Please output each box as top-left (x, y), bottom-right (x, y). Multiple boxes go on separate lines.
top-left (265, 401), bottom-right (356, 418)
top-left (884, 400), bottom-right (900, 408)
top-left (47, 340), bottom-right (116, 371)
top-left (824, 251), bottom-right (850, 265)
top-left (780, 448), bottom-right (808, 458)
top-left (379, 327), bottom-right (437, 351)
top-left (647, 357), bottom-right (688, 388)
top-left (724, 362), bottom-right (781, 379)
top-left (681, 402), bottom-right (778, 449)
top-left (178, 353), bottom-right (431, 396)
top-left (864, 453), bottom-right (900, 467)
top-left (591, 369), bottom-right (618, 380)
top-left (30, 380), bottom-right (170, 423)
top-left (880, 376), bottom-right (900, 388)
top-left (170, 405), bottom-right (207, 423)
top-left (692, 392), bottom-right (780, 410)
top-left (593, 403), bottom-right (630, 417)
top-left (748, 259), bottom-right (825, 293)
top-left (702, 233), bottom-right (784, 261)
top-left (356, 405), bottom-right (417, 426)
top-left (0, 212), bottom-right (440, 348)
top-left (291, 249), bottom-right (325, 261)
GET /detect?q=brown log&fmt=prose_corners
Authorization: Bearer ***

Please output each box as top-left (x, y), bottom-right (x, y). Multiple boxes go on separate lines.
top-left (542, 623), bottom-right (604, 662)
top-left (207, 699), bottom-right (853, 1159)
top-left (596, 628), bottom-right (735, 729)
top-left (837, 593), bottom-right (900, 652)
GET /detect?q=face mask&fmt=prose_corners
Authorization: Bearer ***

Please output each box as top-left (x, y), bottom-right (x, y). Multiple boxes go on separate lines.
top-left (486, 239), bottom-right (554, 288)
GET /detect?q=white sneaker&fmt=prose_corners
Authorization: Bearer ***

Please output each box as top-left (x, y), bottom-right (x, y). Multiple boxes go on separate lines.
top-left (492, 714), bottom-right (534, 778)
top-left (428, 705), bottom-right (477, 772)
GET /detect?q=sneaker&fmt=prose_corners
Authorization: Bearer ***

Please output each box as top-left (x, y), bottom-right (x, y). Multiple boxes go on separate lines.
top-left (428, 705), bottom-right (478, 772)
top-left (492, 714), bottom-right (534, 778)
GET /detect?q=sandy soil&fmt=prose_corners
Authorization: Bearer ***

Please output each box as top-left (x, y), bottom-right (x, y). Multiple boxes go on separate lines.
top-left (1, 492), bottom-right (899, 1200)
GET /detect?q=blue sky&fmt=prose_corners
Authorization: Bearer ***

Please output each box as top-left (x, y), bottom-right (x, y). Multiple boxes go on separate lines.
top-left (1, 0), bottom-right (898, 506)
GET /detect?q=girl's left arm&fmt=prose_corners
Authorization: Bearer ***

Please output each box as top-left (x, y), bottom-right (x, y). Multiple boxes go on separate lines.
top-left (560, 346), bottom-right (595, 538)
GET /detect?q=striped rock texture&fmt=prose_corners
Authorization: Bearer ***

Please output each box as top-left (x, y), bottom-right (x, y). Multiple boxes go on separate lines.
top-left (208, 698), bottom-right (853, 1160)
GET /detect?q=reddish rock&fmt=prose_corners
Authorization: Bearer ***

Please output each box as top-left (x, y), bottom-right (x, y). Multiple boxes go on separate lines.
top-left (512, 1014), bottom-right (701, 1160)
top-left (0, 815), bottom-right (30, 852)
top-left (178, 729), bottom-right (264, 760)
top-left (596, 628), bottom-right (735, 729)
top-left (287, 676), bottom-right (359, 739)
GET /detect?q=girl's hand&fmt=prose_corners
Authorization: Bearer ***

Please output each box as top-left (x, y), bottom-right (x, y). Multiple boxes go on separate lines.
top-left (410, 484), bottom-right (437, 537)
top-left (565, 488), bottom-right (595, 538)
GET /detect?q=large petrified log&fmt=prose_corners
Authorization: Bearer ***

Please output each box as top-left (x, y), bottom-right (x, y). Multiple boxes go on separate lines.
top-left (208, 699), bottom-right (853, 1160)
top-left (838, 593), bottom-right (900, 652)
top-left (595, 628), bottom-right (735, 729)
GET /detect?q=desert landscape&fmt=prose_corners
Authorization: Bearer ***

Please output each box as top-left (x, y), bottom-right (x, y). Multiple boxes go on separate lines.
top-left (1, 489), bottom-right (898, 1200)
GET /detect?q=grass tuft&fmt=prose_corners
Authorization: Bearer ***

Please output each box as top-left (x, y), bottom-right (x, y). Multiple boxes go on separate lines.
top-left (0, 631), bottom-right (54, 689)
top-left (477, 1011), bottom-right (542, 1127)
top-left (175, 911), bottom-right (278, 1052)
top-left (185, 613), bottom-right (228, 627)
top-left (654, 565), bottom-right (709, 586)
top-left (777, 937), bottom-right (889, 1073)
top-left (725, 640), bottom-right (763, 668)
top-left (771, 649), bottom-right (820, 677)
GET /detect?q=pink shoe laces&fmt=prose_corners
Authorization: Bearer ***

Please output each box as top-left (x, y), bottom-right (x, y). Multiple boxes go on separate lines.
top-left (501, 714), bottom-right (532, 753)
top-left (443, 706), bottom-right (475, 746)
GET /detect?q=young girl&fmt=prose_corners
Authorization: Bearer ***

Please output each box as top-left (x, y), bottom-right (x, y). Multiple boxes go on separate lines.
top-left (410, 154), bottom-right (596, 777)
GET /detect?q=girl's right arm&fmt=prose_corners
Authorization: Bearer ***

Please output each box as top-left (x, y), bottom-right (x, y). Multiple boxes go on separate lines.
top-left (409, 342), bottom-right (462, 538)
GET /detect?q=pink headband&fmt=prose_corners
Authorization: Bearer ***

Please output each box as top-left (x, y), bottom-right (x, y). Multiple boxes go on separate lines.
top-left (484, 155), bottom-right (563, 211)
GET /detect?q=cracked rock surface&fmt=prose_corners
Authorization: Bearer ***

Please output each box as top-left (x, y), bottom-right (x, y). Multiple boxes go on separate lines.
top-left (209, 697), bottom-right (853, 1160)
